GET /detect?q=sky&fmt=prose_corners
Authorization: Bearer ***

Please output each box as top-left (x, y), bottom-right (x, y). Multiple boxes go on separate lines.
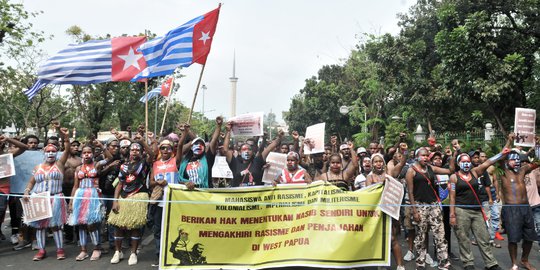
top-left (20, 0), bottom-right (416, 123)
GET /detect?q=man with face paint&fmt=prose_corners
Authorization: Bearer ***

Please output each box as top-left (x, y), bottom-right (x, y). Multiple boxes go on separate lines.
top-left (223, 121), bottom-right (283, 187)
top-left (177, 117), bottom-right (222, 189)
top-left (108, 134), bottom-right (154, 266)
top-left (448, 150), bottom-right (505, 270)
top-left (498, 133), bottom-right (539, 270)
top-left (365, 152), bottom-right (407, 270)
top-left (406, 147), bottom-right (457, 270)
top-left (63, 140), bottom-right (82, 244)
top-left (23, 127), bottom-right (71, 261)
top-left (69, 141), bottom-right (112, 261)
top-left (274, 152), bottom-right (312, 185)
top-left (0, 135), bottom-right (28, 243)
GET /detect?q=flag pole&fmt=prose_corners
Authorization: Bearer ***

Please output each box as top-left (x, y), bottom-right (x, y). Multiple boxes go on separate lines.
top-left (159, 79), bottom-right (175, 135)
top-left (154, 95), bottom-right (158, 135)
top-left (187, 64), bottom-right (206, 124)
top-left (145, 80), bottom-right (149, 140)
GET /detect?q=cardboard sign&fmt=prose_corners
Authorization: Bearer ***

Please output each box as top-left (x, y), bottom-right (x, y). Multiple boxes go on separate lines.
top-left (303, 123), bottom-right (325, 154)
top-left (0, 153), bottom-right (15, 178)
top-left (212, 156), bottom-right (233, 179)
top-left (20, 192), bottom-right (53, 223)
top-left (514, 108), bottom-right (536, 147)
top-left (378, 176), bottom-right (404, 220)
top-left (262, 152), bottom-right (287, 183)
top-left (230, 112), bottom-right (264, 137)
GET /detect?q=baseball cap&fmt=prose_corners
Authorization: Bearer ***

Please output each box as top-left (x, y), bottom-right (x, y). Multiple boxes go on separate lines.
top-left (357, 147), bottom-right (367, 154)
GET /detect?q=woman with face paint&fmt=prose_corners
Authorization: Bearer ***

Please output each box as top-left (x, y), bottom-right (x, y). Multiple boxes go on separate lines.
top-left (69, 141), bottom-right (112, 261)
top-left (365, 152), bottom-right (407, 270)
top-left (177, 117), bottom-right (222, 189)
top-left (108, 134), bottom-right (154, 266)
top-left (448, 150), bottom-right (506, 270)
top-left (316, 154), bottom-right (356, 191)
top-left (223, 121), bottom-right (283, 187)
top-left (23, 127), bottom-right (71, 261)
top-left (405, 147), bottom-right (457, 270)
top-left (273, 152), bottom-right (312, 185)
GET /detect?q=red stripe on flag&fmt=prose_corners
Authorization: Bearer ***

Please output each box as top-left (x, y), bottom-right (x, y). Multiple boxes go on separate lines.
top-left (111, 36), bottom-right (147, 81)
top-left (192, 6), bottom-right (220, 65)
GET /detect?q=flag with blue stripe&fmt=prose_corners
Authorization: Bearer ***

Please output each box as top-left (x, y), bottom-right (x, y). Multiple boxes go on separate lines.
top-left (132, 6), bottom-right (220, 81)
top-left (139, 87), bottom-right (162, 103)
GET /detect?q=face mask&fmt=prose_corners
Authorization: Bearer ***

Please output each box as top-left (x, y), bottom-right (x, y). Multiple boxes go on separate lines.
top-left (192, 144), bottom-right (204, 155)
top-left (241, 151), bottom-right (250, 160)
top-left (459, 161), bottom-right (472, 172)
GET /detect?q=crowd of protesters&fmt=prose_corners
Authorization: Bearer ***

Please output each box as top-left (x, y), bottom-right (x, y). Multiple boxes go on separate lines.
top-left (0, 118), bottom-right (539, 270)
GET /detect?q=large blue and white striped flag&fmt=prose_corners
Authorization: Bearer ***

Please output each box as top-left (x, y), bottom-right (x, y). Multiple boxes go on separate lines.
top-left (131, 6), bottom-right (220, 81)
top-left (139, 87), bottom-right (162, 103)
top-left (23, 37), bottom-right (147, 100)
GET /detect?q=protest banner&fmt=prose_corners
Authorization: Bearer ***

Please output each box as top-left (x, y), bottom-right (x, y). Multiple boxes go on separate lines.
top-left (378, 176), bottom-right (405, 220)
top-left (20, 192), bottom-right (52, 223)
top-left (514, 108), bottom-right (536, 147)
top-left (0, 153), bottom-right (15, 178)
top-left (230, 112), bottom-right (264, 137)
top-left (303, 123), bottom-right (325, 154)
top-left (211, 156), bottom-right (233, 179)
top-left (262, 152), bottom-right (287, 184)
top-left (160, 181), bottom-right (390, 269)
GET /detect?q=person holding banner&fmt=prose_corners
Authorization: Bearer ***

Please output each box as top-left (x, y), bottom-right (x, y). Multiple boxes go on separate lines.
top-left (405, 147), bottom-right (456, 270)
top-left (108, 134), bottom-right (154, 265)
top-left (498, 133), bottom-right (539, 270)
top-left (22, 127), bottom-right (71, 261)
top-left (176, 117), bottom-right (222, 189)
top-left (68, 141), bottom-right (112, 261)
top-left (273, 151), bottom-right (312, 185)
top-left (317, 153), bottom-right (356, 191)
top-left (365, 151), bottom-right (407, 270)
top-left (448, 151), bottom-right (505, 270)
top-left (223, 121), bottom-right (283, 187)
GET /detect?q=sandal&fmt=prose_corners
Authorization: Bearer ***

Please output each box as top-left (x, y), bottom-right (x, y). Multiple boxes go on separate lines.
top-left (76, 251), bottom-right (89, 261)
top-left (90, 249), bottom-right (102, 261)
top-left (490, 241), bottom-right (501, 248)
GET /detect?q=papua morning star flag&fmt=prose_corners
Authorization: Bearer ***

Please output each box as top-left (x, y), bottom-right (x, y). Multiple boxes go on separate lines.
top-left (24, 37), bottom-right (147, 100)
top-left (131, 6), bottom-right (220, 81)
top-left (139, 77), bottom-right (174, 102)
top-left (139, 87), bottom-right (162, 103)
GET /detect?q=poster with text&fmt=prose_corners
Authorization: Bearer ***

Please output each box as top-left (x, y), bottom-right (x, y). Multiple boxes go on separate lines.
top-left (0, 153), bottom-right (15, 178)
top-left (211, 156), bottom-right (233, 179)
top-left (378, 176), bottom-right (405, 220)
top-left (20, 192), bottom-right (52, 223)
top-left (230, 112), bottom-right (264, 137)
top-left (160, 182), bottom-right (391, 269)
top-left (262, 152), bottom-right (287, 183)
top-left (303, 123), bottom-right (325, 155)
top-left (514, 108), bottom-right (536, 147)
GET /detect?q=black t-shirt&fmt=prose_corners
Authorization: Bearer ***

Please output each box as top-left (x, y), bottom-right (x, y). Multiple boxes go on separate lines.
top-left (455, 173), bottom-right (482, 210)
top-left (229, 155), bottom-right (265, 187)
top-left (476, 171), bottom-right (492, 202)
top-left (412, 165), bottom-right (438, 204)
top-left (96, 156), bottom-right (120, 196)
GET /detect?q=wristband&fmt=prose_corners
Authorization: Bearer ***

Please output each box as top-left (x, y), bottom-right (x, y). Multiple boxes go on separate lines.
top-left (489, 152), bottom-right (504, 163)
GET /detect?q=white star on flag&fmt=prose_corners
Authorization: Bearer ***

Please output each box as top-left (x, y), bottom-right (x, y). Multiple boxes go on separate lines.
top-left (199, 31), bottom-right (211, 45)
top-left (117, 47), bottom-right (143, 70)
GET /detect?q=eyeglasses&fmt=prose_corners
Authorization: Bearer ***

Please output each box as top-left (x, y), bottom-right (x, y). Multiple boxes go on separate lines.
top-left (120, 146), bottom-right (129, 149)
top-left (160, 146), bottom-right (172, 151)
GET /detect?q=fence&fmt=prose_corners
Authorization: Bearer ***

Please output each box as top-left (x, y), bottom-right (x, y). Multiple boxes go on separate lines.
top-left (433, 129), bottom-right (506, 151)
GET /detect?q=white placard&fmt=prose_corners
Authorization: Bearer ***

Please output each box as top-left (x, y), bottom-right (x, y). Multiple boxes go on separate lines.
top-left (20, 192), bottom-right (53, 223)
top-left (303, 123), bottom-right (325, 154)
top-left (230, 112), bottom-right (264, 137)
top-left (379, 176), bottom-right (405, 220)
top-left (262, 152), bottom-right (288, 183)
top-left (514, 108), bottom-right (536, 147)
top-left (0, 153), bottom-right (15, 178)
top-left (211, 156), bottom-right (233, 179)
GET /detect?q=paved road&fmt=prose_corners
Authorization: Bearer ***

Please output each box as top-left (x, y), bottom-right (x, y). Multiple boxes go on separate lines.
top-left (2, 217), bottom-right (540, 269)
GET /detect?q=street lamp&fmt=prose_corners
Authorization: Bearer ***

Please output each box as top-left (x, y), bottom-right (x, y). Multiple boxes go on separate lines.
top-left (201, 84), bottom-right (207, 117)
top-left (340, 105), bottom-right (368, 134)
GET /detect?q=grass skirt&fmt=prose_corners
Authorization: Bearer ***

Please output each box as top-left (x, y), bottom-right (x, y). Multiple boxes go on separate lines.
top-left (27, 193), bottom-right (67, 229)
top-left (69, 187), bottom-right (103, 225)
top-left (107, 192), bottom-right (148, 230)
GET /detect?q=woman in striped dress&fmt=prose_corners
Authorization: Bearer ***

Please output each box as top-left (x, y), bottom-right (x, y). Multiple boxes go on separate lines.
top-left (23, 127), bottom-right (71, 261)
top-left (69, 141), bottom-right (112, 261)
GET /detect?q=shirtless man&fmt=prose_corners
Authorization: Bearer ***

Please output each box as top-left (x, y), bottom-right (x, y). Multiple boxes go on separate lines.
top-left (63, 140), bottom-right (82, 243)
top-left (499, 133), bottom-right (539, 270)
